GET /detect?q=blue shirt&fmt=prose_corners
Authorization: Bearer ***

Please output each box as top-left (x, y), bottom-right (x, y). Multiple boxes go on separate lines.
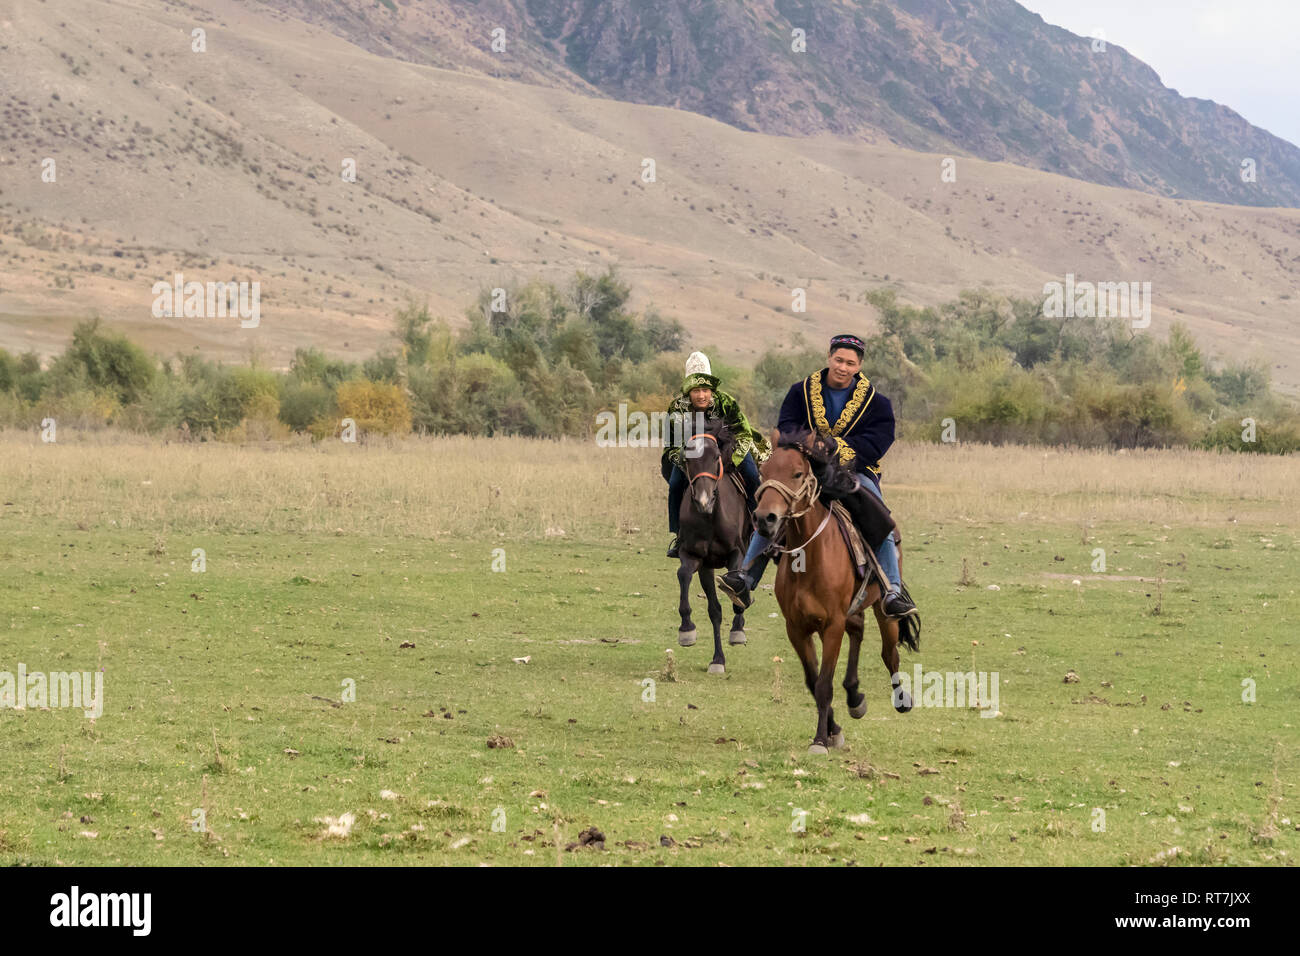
top-left (823, 384), bottom-right (852, 424)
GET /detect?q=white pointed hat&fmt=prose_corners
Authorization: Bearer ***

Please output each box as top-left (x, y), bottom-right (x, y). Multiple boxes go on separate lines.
top-left (682, 351), bottom-right (720, 392)
top-left (685, 351), bottom-right (712, 377)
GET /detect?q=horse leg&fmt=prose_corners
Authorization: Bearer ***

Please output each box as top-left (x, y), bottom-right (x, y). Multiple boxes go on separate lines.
top-left (725, 540), bottom-right (747, 645)
top-left (700, 566), bottom-right (726, 674)
top-left (874, 601), bottom-right (911, 712)
top-left (843, 604), bottom-right (869, 719)
top-left (677, 555), bottom-right (699, 647)
top-left (811, 621), bottom-right (845, 753)
top-left (787, 620), bottom-right (822, 745)
top-left (729, 606), bottom-right (747, 645)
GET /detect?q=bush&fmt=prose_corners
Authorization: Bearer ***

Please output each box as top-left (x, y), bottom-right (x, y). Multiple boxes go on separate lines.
top-left (114, 371), bottom-right (187, 433)
top-left (53, 318), bottom-right (156, 405)
top-left (0, 348), bottom-right (17, 394)
top-left (279, 380), bottom-right (336, 432)
top-left (333, 379), bottom-right (412, 437)
top-left (41, 388), bottom-right (119, 430)
top-left (181, 364), bottom-right (280, 436)
top-left (14, 352), bottom-right (44, 403)
top-left (289, 347), bottom-right (356, 387)
top-left (1197, 415), bottom-right (1300, 454)
top-left (0, 390), bottom-right (32, 429)
top-left (362, 351), bottom-right (400, 384)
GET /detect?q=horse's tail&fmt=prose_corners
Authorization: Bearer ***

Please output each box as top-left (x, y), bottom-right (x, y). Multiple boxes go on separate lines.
top-left (897, 582), bottom-right (920, 652)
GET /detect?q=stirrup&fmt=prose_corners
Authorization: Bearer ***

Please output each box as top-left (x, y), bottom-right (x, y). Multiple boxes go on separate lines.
top-left (717, 571), bottom-right (752, 610)
top-left (846, 576), bottom-right (874, 618)
top-left (883, 590), bottom-right (918, 620)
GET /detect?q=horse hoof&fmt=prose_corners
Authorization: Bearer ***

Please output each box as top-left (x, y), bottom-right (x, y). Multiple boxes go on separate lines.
top-left (728, 629), bottom-right (747, 646)
top-left (828, 731), bottom-right (846, 749)
top-left (678, 629), bottom-right (697, 647)
top-left (707, 663), bottom-right (726, 675)
top-left (894, 690), bottom-right (914, 714)
top-left (849, 700), bottom-right (868, 719)
top-left (807, 744), bottom-right (829, 756)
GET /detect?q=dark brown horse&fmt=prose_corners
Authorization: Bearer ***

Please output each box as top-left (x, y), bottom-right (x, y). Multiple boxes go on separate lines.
top-left (674, 416), bottom-right (749, 674)
top-left (756, 431), bottom-right (918, 753)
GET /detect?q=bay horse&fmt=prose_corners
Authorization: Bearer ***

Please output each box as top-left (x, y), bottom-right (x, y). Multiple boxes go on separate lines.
top-left (674, 416), bottom-right (750, 674)
top-left (756, 430), bottom-right (918, 753)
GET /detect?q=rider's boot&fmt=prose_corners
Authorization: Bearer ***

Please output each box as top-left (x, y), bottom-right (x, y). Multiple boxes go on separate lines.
top-left (717, 570), bottom-right (751, 609)
top-left (883, 586), bottom-right (918, 619)
top-left (719, 531), bottom-right (769, 609)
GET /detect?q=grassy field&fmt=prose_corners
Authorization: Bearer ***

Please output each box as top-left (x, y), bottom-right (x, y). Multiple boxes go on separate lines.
top-left (0, 432), bottom-right (1296, 865)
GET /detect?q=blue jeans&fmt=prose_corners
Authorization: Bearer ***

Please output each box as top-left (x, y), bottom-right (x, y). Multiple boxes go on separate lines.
top-left (859, 473), bottom-right (901, 592)
top-left (737, 453), bottom-right (760, 511)
top-left (742, 530), bottom-right (770, 588)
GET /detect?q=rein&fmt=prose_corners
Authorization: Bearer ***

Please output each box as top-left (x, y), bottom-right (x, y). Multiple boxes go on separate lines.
top-left (771, 505), bottom-right (834, 555)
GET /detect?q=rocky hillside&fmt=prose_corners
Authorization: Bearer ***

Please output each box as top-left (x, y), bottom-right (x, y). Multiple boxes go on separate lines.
top-left (269, 0), bottom-right (1300, 208)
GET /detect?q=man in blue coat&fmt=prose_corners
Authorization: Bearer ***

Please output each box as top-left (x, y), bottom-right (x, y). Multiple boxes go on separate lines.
top-left (719, 333), bottom-right (918, 620)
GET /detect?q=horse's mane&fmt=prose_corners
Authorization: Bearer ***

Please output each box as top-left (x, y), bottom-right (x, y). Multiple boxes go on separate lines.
top-left (684, 415), bottom-right (737, 469)
top-left (776, 431), bottom-right (811, 453)
top-left (774, 429), bottom-right (853, 483)
top-left (703, 416), bottom-right (738, 468)
top-left (775, 429), bottom-right (831, 462)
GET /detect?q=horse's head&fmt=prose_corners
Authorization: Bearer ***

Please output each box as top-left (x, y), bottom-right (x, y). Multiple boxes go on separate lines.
top-left (755, 429), bottom-right (819, 539)
top-left (682, 417), bottom-right (732, 516)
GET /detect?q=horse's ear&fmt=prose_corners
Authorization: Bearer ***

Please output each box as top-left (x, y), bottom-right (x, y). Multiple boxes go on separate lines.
top-left (770, 427), bottom-right (780, 446)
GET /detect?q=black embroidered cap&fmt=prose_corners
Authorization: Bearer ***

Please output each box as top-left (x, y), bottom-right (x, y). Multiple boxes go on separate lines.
top-left (829, 333), bottom-right (865, 357)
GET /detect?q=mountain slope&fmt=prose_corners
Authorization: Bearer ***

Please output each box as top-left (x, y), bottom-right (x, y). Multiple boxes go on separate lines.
top-left (1, 0), bottom-right (1298, 392)
top-left (260, 0), bottom-right (1300, 208)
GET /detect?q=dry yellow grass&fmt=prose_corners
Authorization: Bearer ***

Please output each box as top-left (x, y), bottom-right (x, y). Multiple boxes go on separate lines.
top-left (3, 432), bottom-right (1294, 539)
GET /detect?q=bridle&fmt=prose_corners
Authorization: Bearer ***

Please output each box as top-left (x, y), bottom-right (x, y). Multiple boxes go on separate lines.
top-left (684, 432), bottom-right (723, 488)
top-left (755, 460), bottom-right (819, 520)
top-left (755, 446), bottom-right (833, 554)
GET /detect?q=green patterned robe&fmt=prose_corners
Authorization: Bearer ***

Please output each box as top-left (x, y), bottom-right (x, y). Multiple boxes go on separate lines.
top-left (662, 389), bottom-right (770, 471)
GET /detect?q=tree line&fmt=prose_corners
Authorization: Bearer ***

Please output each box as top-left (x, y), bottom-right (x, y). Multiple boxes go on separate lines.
top-left (2, 269), bottom-right (1296, 453)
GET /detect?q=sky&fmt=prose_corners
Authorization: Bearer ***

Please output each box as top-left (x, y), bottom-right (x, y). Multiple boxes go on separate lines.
top-left (1018, 0), bottom-right (1300, 147)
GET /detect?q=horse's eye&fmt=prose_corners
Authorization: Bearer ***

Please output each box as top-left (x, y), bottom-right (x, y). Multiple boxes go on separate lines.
top-left (793, 471), bottom-right (803, 479)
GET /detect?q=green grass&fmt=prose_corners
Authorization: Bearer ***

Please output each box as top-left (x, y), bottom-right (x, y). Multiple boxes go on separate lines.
top-left (1, 514), bottom-right (1295, 865)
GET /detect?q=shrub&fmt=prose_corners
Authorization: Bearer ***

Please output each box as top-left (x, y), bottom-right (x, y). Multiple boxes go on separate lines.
top-left (1197, 416), bottom-right (1300, 454)
top-left (181, 364), bottom-right (279, 436)
top-left (53, 318), bottom-right (156, 405)
top-left (279, 380), bottom-right (336, 432)
top-left (289, 347), bottom-right (356, 387)
top-left (362, 351), bottom-right (400, 384)
top-left (0, 348), bottom-right (17, 394)
top-left (333, 379), bottom-right (412, 436)
top-left (41, 388), bottom-right (119, 430)
top-left (15, 352), bottom-right (44, 403)
top-left (409, 354), bottom-right (528, 436)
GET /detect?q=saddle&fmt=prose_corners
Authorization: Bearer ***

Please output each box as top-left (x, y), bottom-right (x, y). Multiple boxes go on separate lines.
top-left (726, 470), bottom-right (746, 499)
top-left (828, 501), bottom-right (892, 619)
